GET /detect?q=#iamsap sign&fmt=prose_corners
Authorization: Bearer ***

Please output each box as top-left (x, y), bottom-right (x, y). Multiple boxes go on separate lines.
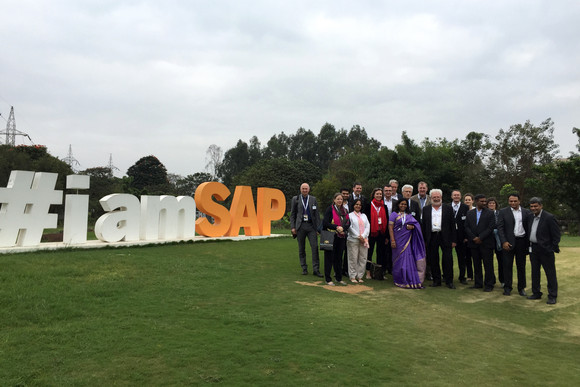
top-left (0, 170), bottom-right (286, 248)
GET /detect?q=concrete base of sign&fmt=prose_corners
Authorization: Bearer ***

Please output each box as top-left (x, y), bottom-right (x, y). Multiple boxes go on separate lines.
top-left (0, 234), bottom-right (288, 254)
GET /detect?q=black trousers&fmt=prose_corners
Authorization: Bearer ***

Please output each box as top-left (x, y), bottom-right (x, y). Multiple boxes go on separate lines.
top-left (530, 246), bottom-right (558, 299)
top-left (503, 237), bottom-right (527, 291)
top-left (471, 245), bottom-right (495, 289)
top-left (325, 237), bottom-right (346, 283)
top-left (457, 241), bottom-right (474, 280)
top-left (367, 233), bottom-right (387, 273)
top-left (428, 232), bottom-right (454, 285)
top-left (297, 222), bottom-right (319, 272)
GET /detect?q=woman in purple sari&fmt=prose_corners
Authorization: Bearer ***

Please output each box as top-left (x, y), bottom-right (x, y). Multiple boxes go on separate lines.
top-left (388, 200), bottom-right (426, 289)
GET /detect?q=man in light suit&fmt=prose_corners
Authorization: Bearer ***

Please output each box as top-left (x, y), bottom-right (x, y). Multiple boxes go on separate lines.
top-left (422, 189), bottom-right (457, 288)
top-left (411, 181), bottom-right (431, 213)
top-left (290, 183), bottom-right (323, 277)
top-left (526, 197), bottom-right (561, 305)
top-left (497, 193), bottom-right (531, 296)
top-left (464, 194), bottom-right (496, 291)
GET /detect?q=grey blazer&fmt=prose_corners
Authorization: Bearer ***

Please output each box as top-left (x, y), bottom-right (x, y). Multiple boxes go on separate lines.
top-left (290, 194), bottom-right (320, 231)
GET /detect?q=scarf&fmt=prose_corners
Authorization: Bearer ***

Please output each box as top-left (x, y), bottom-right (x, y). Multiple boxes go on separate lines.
top-left (353, 211), bottom-right (370, 247)
top-left (332, 205), bottom-right (349, 238)
top-left (370, 198), bottom-right (387, 236)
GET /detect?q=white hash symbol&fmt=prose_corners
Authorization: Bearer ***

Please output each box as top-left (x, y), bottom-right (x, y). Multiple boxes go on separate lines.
top-left (0, 171), bottom-right (63, 247)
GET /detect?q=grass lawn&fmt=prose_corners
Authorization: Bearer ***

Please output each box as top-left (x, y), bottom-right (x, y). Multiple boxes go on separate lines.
top-left (1, 235), bottom-right (579, 385)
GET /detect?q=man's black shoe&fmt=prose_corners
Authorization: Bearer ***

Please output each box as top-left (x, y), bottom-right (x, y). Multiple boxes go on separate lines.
top-left (460, 279), bottom-right (468, 285)
top-left (447, 283), bottom-right (456, 289)
top-left (470, 285), bottom-right (482, 289)
top-left (547, 298), bottom-right (557, 305)
top-left (313, 271), bottom-right (323, 278)
top-left (483, 287), bottom-right (493, 292)
top-left (302, 269), bottom-right (308, 275)
top-left (429, 283), bottom-right (441, 287)
top-left (503, 289), bottom-right (511, 296)
top-left (518, 289), bottom-right (527, 297)
top-left (527, 294), bottom-right (542, 300)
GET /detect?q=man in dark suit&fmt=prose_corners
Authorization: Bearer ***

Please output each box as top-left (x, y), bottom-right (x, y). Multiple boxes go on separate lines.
top-left (497, 193), bottom-right (531, 296)
top-left (347, 182), bottom-right (367, 211)
top-left (290, 183), bottom-right (323, 277)
top-left (399, 184), bottom-right (422, 220)
top-left (464, 194), bottom-right (496, 291)
top-left (451, 190), bottom-right (470, 285)
top-left (389, 179), bottom-right (403, 202)
top-left (422, 189), bottom-right (457, 289)
top-left (526, 197), bottom-right (561, 305)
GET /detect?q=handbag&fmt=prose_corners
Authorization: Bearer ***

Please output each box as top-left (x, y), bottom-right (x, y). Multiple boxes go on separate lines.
top-left (319, 230), bottom-right (335, 251)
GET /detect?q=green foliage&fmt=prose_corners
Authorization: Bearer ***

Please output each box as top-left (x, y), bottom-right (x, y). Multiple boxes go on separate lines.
top-left (311, 176), bottom-right (341, 207)
top-left (499, 184), bottom-right (518, 199)
top-left (126, 155), bottom-right (170, 195)
top-left (233, 158), bottom-right (321, 211)
top-left (80, 167), bottom-right (123, 221)
top-left (0, 144), bottom-right (73, 193)
top-left (173, 172), bottom-right (213, 197)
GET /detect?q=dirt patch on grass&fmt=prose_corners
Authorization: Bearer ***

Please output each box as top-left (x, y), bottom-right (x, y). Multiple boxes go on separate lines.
top-left (295, 281), bottom-right (374, 294)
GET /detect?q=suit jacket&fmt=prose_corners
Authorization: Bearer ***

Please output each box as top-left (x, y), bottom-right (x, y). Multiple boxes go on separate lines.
top-left (452, 202), bottom-right (469, 242)
top-left (422, 204), bottom-right (457, 247)
top-left (497, 206), bottom-right (532, 251)
top-left (411, 194), bottom-right (431, 211)
top-left (526, 210), bottom-right (561, 254)
top-left (392, 193), bottom-right (404, 202)
top-left (394, 198), bottom-right (422, 220)
top-left (290, 194), bottom-right (320, 232)
top-left (464, 207), bottom-right (496, 249)
top-left (347, 193), bottom-right (367, 213)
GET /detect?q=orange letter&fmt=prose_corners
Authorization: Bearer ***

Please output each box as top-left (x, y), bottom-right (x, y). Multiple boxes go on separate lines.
top-left (227, 186), bottom-right (260, 236)
top-left (195, 182), bottom-right (231, 237)
top-left (256, 187), bottom-right (286, 235)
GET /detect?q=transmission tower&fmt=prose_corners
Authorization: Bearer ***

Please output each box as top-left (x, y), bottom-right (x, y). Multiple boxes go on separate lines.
top-left (107, 153), bottom-right (120, 177)
top-left (63, 144), bottom-right (80, 172)
top-left (0, 106), bottom-right (32, 145)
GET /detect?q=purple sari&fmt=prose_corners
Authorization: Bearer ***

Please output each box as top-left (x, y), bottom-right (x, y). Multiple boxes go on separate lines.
top-left (389, 211), bottom-right (426, 288)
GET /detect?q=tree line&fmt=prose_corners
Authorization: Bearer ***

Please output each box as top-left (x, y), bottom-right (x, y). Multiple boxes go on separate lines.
top-left (1, 120), bottom-right (578, 233)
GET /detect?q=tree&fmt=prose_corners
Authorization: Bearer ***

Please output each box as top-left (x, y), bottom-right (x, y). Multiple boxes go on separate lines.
top-left (81, 167), bottom-right (123, 221)
top-left (233, 158), bottom-right (321, 212)
top-left (126, 155), bottom-right (170, 195)
top-left (205, 144), bottom-right (223, 180)
top-left (218, 139), bottom-right (251, 187)
top-left (174, 172), bottom-right (212, 197)
top-left (488, 118), bottom-right (558, 198)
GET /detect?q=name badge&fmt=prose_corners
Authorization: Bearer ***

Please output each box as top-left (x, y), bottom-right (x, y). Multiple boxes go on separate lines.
top-left (378, 218), bottom-right (382, 225)
top-left (312, 205), bottom-right (316, 210)
top-left (303, 215), bottom-right (309, 222)
top-left (461, 216), bottom-right (466, 220)
top-left (411, 212), bottom-right (416, 216)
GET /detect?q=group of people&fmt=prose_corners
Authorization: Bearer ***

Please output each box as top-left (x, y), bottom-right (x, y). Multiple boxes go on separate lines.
top-left (290, 180), bottom-right (561, 305)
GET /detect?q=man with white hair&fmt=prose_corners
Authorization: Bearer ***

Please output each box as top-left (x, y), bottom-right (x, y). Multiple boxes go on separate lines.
top-left (389, 179), bottom-right (403, 201)
top-left (422, 189), bottom-right (457, 288)
top-left (400, 184), bottom-right (421, 220)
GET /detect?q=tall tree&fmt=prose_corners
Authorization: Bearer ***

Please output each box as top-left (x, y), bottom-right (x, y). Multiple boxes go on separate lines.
top-left (205, 144), bottom-right (223, 180)
top-left (488, 118), bottom-right (559, 198)
top-left (217, 140), bottom-right (250, 187)
top-left (126, 155), bottom-right (170, 194)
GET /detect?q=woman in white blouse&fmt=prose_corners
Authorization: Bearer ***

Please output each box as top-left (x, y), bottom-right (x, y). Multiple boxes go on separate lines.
top-left (347, 199), bottom-right (370, 283)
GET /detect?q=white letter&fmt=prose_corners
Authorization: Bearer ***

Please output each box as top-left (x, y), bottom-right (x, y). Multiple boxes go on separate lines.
top-left (63, 174), bottom-right (90, 244)
top-left (95, 194), bottom-right (140, 242)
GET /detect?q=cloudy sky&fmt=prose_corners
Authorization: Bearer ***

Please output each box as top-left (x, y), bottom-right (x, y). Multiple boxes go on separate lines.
top-left (1, 0), bottom-right (579, 177)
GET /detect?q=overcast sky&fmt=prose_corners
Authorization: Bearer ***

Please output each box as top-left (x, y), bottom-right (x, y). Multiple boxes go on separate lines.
top-left (1, 0), bottom-right (579, 178)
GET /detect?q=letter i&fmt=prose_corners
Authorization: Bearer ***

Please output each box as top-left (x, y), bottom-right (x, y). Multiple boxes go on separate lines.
top-left (63, 175), bottom-right (90, 244)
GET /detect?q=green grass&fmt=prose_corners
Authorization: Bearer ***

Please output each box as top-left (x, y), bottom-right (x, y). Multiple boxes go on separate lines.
top-left (1, 236), bottom-right (579, 385)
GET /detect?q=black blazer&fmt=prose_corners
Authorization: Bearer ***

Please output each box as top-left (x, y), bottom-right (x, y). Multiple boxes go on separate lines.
top-left (422, 204), bottom-right (457, 247)
top-left (497, 206), bottom-right (532, 251)
top-left (347, 193), bottom-right (367, 213)
top-left (452, 203), bottom-right (469, 242)
top-left (526, 210), bottom-right (561, 254)
top-left (290, 194), bottom-right (320, 232)
top-left (464, 207), bottom-right (496, 249)
top-left (323, 205), bottom-right (351, 234)
top-left (393, 198), bottom-right (421, 220)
